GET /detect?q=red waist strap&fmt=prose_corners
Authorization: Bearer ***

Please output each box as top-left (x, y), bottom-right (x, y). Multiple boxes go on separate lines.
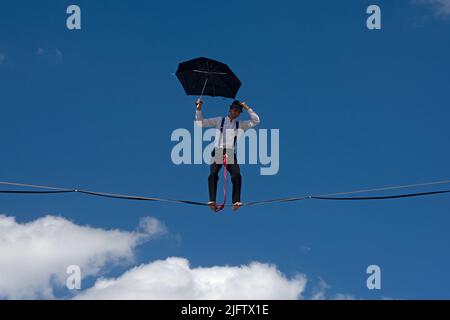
top-left (215, 154), bottom-right (228, 212)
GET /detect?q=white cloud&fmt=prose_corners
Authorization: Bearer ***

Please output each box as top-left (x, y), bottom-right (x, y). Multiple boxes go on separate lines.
top-left (310, 278), bottom-right (357, 300)
top-left (138, 216), bottom-right (167, 237)
top-left (0, 53), bottom-right (6, 64)
top-left (0, 215), bottom-right (166, 299)
top-left (0, 215), bottom-right (357, 300)
top-left (332, 293), bottom-right (357, 300)
top-left (311, 278), bottom-right (330, 300)
top-left (36, 48), bottom-right (63, 63)
top-left (75, 257), bottom-right (307, 300)
top-left (416, 0), bottom-right (450, 16)
top-left (299, 245), bottom-right (311, 253)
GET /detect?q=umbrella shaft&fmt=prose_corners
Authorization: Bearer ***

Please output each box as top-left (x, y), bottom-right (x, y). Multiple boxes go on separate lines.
top-left (200, 78), bottom-right (208, 98)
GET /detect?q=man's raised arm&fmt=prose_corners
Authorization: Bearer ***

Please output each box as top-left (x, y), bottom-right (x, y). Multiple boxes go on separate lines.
top-left (195, 98), bottom-right (220, 127)
top-left (239, 101), bottom-right (260, 130)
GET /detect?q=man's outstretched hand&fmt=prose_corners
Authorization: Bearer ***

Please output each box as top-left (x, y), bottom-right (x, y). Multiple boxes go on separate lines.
top-left (240, 101), bottom-right (250, 110)
top-left (196, 98), bottom-right (203, 110)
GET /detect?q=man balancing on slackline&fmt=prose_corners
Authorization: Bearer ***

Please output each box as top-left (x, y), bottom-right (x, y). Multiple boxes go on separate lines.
top-left (195, 98), bottom-right (260, 212)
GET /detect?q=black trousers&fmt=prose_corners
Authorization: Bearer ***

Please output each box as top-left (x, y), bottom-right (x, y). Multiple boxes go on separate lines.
top-left (208, 149), bottom-right (241, 204)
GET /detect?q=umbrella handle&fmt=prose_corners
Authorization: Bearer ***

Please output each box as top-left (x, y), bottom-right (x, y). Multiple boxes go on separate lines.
top-left (199, 78), bottom-right (208, 99)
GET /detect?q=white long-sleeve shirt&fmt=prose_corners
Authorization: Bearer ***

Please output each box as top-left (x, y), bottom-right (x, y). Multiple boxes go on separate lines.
top-left (195, 108), bottom-right (260, 149)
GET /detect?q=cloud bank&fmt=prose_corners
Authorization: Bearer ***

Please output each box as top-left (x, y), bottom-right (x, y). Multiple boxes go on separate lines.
top-left (0, 215), bottom-right (350, 300)
top-left (0, 215), bottom-right (165, 299)
top-left (75, 257), bottom-right (306, 300)
top-left (416, 0), bottom-right (450, 16)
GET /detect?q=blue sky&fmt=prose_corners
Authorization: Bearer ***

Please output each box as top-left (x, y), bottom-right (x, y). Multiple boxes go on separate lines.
top-left (1, 0), bottom-right (450, 299)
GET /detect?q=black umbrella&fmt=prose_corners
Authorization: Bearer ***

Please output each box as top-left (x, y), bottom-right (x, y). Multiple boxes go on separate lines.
top-left (176, 57), bottom-right (241, 99)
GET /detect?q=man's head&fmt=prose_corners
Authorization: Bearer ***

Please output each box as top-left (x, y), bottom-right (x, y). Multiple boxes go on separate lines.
top-left (228, 100), bottom-right (243, 119)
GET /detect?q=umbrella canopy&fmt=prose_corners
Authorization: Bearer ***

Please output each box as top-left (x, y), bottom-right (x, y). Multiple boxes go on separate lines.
top-left (176, 57), bottom-right (241, 99)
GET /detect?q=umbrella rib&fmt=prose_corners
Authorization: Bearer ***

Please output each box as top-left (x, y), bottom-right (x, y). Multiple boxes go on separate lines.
top-left (193, 70), bottom-right (227, 75)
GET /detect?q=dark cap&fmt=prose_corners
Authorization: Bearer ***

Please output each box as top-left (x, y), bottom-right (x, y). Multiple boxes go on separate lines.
top-left (230, 100), bottom-right (243, 112)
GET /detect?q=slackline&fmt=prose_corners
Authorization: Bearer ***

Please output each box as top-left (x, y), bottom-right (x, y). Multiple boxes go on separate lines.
top-left (0, 179), bottom-right (450, 207)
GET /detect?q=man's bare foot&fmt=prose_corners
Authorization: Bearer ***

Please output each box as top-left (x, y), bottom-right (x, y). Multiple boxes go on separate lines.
top-left (232, 202), bottom-right (243, 212)
top-left (208, 201), bottom-right (217, 212)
